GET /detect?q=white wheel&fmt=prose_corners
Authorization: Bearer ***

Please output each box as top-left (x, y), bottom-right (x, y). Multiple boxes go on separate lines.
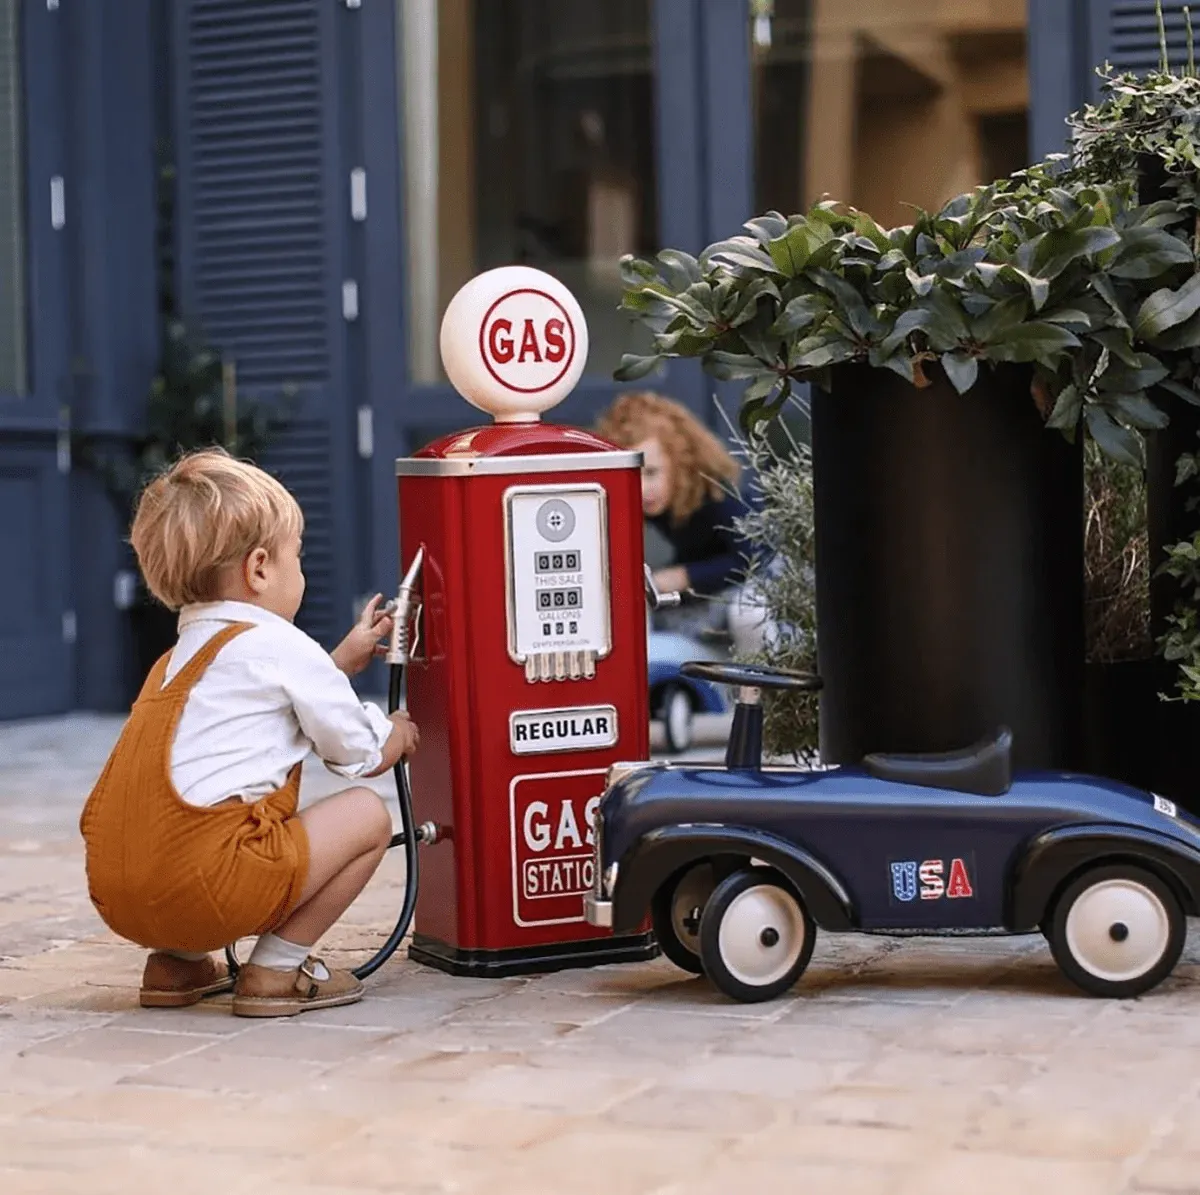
top-left (662, 685), bottom-right (694, 753)
top-left (651, 862), bottom-right (715, 974)
top-left (1049, 865), bottom-right (1185, 998)
top-left (699, 869), bottom-right (815, 1002)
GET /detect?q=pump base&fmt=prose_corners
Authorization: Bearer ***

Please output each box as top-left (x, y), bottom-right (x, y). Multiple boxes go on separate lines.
top-left (408, 932), bottom-right (659, 978)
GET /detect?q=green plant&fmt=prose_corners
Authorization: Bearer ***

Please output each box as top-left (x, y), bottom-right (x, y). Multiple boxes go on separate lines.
top-left (1084, 443), bottom-right (1153, 662)
top-left (1066, 1), bottom-right (1200, 700)
top-left (77, 319), bottom-right (296, 525)
top-left (723, 408), bottom-right (819, 761)
top-left (1158, 432), bottom-right (1200, 699)
top-left (615, 169), bottom-right (1200, 461)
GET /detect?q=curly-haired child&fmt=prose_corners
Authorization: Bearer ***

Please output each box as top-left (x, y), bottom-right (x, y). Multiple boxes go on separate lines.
top-left (80, 448), bottom-right (419, 1017)
top-left (596, 390), bottom-right (774, 654)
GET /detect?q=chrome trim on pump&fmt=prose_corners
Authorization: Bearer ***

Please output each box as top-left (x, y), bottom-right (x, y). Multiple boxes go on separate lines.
top-left (396, 451), bottom-right (643, 478)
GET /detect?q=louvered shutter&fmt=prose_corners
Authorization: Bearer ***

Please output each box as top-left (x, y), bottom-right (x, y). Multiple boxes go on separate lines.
top-left (172, 0), bottom-right (356, 650)
top-left (1089, 1), bottom-right (1198, 93)
top-left (0, 0), bottom-right (24, 397)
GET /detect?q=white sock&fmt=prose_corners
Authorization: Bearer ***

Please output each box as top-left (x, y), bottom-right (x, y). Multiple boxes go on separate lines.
top-left (248, 933), bottom-right (328, 979)
top-left (164, 950), bottom-right (210, 962)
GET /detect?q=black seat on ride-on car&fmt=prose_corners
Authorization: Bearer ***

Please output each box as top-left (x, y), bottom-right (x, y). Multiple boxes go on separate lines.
top-left (862, 727), bottom-right (1013, 796)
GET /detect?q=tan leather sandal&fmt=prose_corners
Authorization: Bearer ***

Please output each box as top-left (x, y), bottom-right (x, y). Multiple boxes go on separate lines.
top-left (230, 957), bottom-right (364, 1018)
top-left (139, 952), bottom-right (235, 1008)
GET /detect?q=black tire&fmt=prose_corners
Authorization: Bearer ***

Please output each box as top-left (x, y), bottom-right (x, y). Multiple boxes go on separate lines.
top-left (650, 862), bottom-right (716, 975)
top-left (1047, 864), bottom-right (1185, 998)
top-left (661, 684), bottom-right (694, 753)
top-left (698, 868), bottom-right (815, 1003)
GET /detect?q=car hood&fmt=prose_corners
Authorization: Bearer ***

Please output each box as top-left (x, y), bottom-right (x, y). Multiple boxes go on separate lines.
top-left (597, 763), bottom-right (1200, 865)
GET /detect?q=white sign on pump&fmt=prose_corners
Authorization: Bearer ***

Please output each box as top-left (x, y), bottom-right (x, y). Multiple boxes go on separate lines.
top-left (439, 266), bottom-right (589, 422)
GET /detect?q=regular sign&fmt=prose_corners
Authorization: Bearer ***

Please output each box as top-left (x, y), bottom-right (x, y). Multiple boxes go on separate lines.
top-left (440, 266), bottom-right (590, 422)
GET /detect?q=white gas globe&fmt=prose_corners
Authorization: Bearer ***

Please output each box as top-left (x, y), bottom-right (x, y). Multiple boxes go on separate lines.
top-left (439, 266), bottom-right (589, 422)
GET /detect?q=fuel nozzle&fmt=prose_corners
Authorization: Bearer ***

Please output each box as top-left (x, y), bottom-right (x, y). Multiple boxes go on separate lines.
top-left (644, 563), bottom-right (682, 611)
top-left (386, 547), bottom-right (425, 665)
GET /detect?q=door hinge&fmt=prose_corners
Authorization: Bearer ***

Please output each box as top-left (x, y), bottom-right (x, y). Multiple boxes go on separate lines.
top-left (57, 405), bottom-right (71, 473)
top-left (357, 406), bottom-right (374, 459)
top-left (344, 0), bottom-right (361, 8)
top-left (50, 176), bottom-right (65, 229)
top-left (342, 279), bottom-right (359, 321)
top-left (62, 610), bottom-right (77, 645)
top-left (46, 0), bottom-right (59, 10)
top-left (350, 168), bottom-right (367, 221)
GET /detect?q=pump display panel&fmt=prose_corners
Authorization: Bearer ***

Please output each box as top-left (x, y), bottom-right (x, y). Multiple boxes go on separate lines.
top-left (504, 484), bottom-right (611, 679)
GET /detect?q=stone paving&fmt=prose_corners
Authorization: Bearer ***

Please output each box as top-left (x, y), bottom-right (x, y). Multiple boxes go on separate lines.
top-left (3, 712), bottom-right (1200, 1194)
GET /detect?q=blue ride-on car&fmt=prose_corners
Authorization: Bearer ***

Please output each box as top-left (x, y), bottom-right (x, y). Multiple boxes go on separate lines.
top-left (585, 660), bottom-right (1200, 1003)
top-left (647, 630), bottom-right (729, 753)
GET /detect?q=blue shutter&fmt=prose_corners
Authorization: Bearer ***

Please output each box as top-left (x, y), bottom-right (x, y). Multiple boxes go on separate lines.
top-left (172, 0), bottom-right (356, 650)
top-left (1089, 1), bottom-right (1197, 92)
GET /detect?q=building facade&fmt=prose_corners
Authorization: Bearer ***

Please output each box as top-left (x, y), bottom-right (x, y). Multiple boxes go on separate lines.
top-left (0, 0), bottom-right (1155, 719)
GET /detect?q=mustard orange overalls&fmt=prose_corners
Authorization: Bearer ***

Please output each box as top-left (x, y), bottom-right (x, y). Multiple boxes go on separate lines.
top-left (80, 623), bottom-right (310, 953)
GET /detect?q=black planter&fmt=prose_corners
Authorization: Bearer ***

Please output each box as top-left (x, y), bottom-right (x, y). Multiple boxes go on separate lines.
top-left (1083, 657), bottom-right (1200, 814)
top-left (812, 363), bottom-right (1084, 771)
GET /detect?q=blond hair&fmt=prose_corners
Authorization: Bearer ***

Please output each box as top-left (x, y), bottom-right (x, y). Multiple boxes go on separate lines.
top-left (130, 448), bottom-right (303, 611)
top-left (596, 391), bottom-right (740, 523)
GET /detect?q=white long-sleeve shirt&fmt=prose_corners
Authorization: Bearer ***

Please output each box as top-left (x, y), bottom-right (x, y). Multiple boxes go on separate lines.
top-left (163, 600), bottom-right (393, 807)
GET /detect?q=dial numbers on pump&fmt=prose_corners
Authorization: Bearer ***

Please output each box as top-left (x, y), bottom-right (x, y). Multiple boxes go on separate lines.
top-left (535, 557), bottom-right (583, 636)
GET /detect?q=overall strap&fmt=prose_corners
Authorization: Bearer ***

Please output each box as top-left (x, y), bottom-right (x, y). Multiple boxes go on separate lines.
top-left (160, 622), bottom-right (256, 700)
top-left (135, 652), bottom-right (173, 704)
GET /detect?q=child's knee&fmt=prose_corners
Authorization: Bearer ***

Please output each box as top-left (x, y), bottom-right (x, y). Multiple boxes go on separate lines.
top-left (356, 788), bottom-right (393, 849)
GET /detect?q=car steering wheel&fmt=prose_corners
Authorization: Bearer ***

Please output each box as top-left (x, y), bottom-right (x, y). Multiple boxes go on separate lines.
top-left (681, 661), bottom-right (823, 693)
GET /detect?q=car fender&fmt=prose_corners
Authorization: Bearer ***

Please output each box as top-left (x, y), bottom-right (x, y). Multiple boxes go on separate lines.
top-left (1007, 823), bottom-right (1200, 930)
top-left (609, 822), bottom-right (856, 934)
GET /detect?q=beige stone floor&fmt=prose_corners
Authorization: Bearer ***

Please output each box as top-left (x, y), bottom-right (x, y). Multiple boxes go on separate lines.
top-left (2, 714), bottom-right (1200, 1194)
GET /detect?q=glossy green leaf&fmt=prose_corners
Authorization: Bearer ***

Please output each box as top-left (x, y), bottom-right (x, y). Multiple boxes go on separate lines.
top-left (1086, 404), bottom-right (1144, 466)
top-left (986, 322), bottom-right (1081, 362)
top-left (656, 249), bottom-right (702, 288)
top-left (768, 294), bottom-right (827, 337)
top-left (1046, 383), bottom-right (1082, 430)
top-left (614, 353), bottom-right (664, 382)
top-left (1114, 392), bottom-right (1171, 429)
top-left (1135, 272), bottom-right (1200, 339)
top-left (941, 352), bottom-right (979, 394)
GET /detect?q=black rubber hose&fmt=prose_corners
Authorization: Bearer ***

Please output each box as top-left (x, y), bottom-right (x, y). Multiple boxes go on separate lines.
top-left (352, 662), bottom-right (420, 979)
top-left (225, 661), bottom-right (420, 981)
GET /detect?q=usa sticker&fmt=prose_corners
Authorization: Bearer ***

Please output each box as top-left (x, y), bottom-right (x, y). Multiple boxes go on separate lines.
top-left (1153, 794), bottom-right (1178, 818)
top-left (889, 855), bottom-right (975, 904)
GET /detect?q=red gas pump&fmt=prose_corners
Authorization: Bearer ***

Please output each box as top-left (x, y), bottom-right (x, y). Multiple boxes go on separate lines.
top-left (392, 266), bottom-right (656, 976)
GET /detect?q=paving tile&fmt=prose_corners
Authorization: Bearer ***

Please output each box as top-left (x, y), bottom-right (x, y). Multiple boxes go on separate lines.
top-left (600, 1083), bottom-right (783, 1134)
top-left (515, 1125), bottom-right (728, 1195)
top-left (455, 1061), bottom-right (650, 1115)
top-left (1130, 1151), bottom-right (1200, 1193)
top-left (897, 1149), bottom-right (1125, 1195)
top-left (202, 1021), bottom-right (398, 1063)
top-left (956, 1100), bottom-right (1161, 1160)
top-left (122, 1048), bottom-right (330, 1095)
top-left (18, 1025), bottom-right (214, 1066)
top-left (35, 1086), bottom-right (363, 1156)
top-left (665, 1052), bottom-right (856, 1099)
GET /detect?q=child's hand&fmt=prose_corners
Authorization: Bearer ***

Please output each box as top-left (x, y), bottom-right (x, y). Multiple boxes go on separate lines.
top-left (368, 710), bottom-right (420, 775)
top-left (331, 593), bottom-right (393, 677)
top-left (389, 710), bottom-right (420, 758)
